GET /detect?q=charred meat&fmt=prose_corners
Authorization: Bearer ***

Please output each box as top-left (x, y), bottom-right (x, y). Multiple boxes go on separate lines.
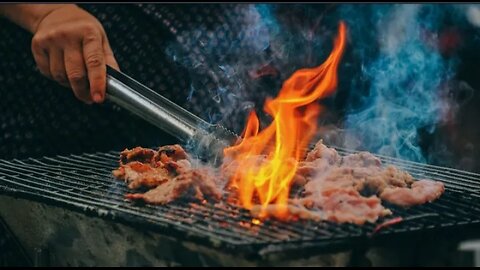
top-left (113, 145), bottom-right (222, 204)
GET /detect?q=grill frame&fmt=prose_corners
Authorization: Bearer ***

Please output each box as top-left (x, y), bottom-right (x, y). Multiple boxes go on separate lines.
top-left (0, 147), bottom-right (480, 261)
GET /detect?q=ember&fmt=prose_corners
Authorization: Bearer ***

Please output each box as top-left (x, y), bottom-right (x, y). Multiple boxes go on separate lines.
top-left (249, 64), bottom-right (280, 79)
top-left (251, 218), bottom-right (262, 225)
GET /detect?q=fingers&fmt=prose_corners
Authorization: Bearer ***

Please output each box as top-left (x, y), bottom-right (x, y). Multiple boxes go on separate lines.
top-left (31, 23), bottom-right (118, 105)
top-left (82, 30), bottom-right (106, 103)
top-left (48, 49), bottom-right (69, 88)
top-left (64, 45), bottom-right (92, 104)
top-left (31, 37), bottom-right (51, 79)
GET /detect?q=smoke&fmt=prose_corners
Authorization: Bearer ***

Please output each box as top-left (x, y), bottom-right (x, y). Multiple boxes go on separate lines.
top-left (163, 4), bottom-right (473, 165)
top-left (163, 5), bottom-right (284, 158)
top-left (338, 4), bottom-right (459, 163)
top-left (164, 5), bottom-right (279, 131)
top-left (164, 4), bottom-right (337, 135)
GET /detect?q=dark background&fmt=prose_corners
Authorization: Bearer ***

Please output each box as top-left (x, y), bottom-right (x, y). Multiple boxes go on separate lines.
top-left (0, 4), bottom-right (478, 172)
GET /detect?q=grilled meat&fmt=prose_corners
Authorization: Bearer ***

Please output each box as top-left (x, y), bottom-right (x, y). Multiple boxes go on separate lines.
top-left (113, 161), bottom-right (172, 189)
top-left (317, 188), bottom-right (391, 225)
top-left (252, 188), bottom-right (391, 225)
top-left (153, 144), bottom-right (189, 164)
top-left (305, 140), bottom-right (341, 163)
top-left (125, 168), bottom-right (222, 204)
top-left (113, 141), bottom-right (446, 224)
top-left (250, 204), bottom-right (324, 222)
top-left (113, 146), bottom-right (191, 189)
top-left (341, 151), bottom-right (382, 167)
top-left (300, 142), bottom-right (444, 209)
top-left (119, 147), bottom-right (156, 165)
top-left (380, 180), bottom-right (445, 207)
top-left (114, 145), bottom-right (222, 204)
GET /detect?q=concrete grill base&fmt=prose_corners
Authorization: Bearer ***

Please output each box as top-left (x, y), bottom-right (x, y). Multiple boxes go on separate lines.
top-left (0, 195), bottom-right (470, 267)
top-left (0, 196), bottom-right (350, 266)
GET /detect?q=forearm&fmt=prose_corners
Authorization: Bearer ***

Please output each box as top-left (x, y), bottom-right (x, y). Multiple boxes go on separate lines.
top-left (0, 4), bottom-right (74, 33)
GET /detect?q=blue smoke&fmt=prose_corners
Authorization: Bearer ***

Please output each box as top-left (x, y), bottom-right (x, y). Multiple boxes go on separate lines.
top-left (340, 4), bottom-right (457, 163)
top-left (165, 4), bottom-right (465, 164)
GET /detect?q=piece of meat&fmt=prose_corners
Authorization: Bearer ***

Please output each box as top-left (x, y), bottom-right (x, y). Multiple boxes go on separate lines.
top-left (114, 144), bottom-right (218, 203)
top-left (152, 144), bottom-right (189, 165)
top-left (250, 204), bottom-right (324, 222)
top-left (113, 161), bottom-right (152, 180)
top-left (114, 141), bottom-right (445, 225)
top-left (304, 167), bottom-right (366, 195)
top-left (380, 165), bottom-right (415, 187)
top-left (297, 187), bottom-right (392, 225)
top-left (341, 151), bottom-right (382, 167)
top-left (380, 179), bottom-right (445, 207)
top-left (341, 166), bottom-right (413, 194)
top-left (113, 161), bottom-right (173, 189)
top-left (292, 173), bottom-right (308, 187)
top-left (251, 188), bottom-right (391, 225)
top-left (164, 159), bottom-right (192, 174)
top-left (296, 158), bottom-right (332, 178)
top-left (305, 140), bottom-right (341, 163)
top-left (119, 147), bottom-right (156, 165)
top-left (295, 142), bottom-right (342, 186)
top-left (125, 168), bottom-right (222, 204)
top-left (113, 145), bottom-right (192, 190)
top-left (318, 188), bottom-right (392, 225)
top-left (304, 163), bottom-right (444, 210)
top-left (303, 141), bottom-right (417, 195)
top-left (295, 140), bottom-right (441, 224)
top-left (125, 174), bottom-right (193, 205)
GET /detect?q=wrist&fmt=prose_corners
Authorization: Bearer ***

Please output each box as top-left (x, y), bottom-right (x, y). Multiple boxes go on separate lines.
top-left (0, 4), bottom-right (76, 33)
top-left (30, 4), bottom-right (75, 33)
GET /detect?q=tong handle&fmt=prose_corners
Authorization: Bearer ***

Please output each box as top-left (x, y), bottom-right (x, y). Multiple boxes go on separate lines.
top-left (105, 65), bottom-right (211, 142)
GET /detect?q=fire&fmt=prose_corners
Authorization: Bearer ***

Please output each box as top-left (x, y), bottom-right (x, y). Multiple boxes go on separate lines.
top-left (224, 22), bottom-right (347, 219)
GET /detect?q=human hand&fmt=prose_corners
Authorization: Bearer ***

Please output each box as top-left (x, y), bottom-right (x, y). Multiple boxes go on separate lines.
top-left (31, 5), bottom-right (119, 104)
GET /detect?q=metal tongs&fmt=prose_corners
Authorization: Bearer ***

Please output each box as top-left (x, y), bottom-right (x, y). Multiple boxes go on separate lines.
top-left (105, 66), bottom-right (239, 161)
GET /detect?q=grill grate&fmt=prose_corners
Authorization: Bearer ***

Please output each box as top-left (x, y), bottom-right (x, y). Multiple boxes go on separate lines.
top-left (0, 147), bottom-right (480, 259)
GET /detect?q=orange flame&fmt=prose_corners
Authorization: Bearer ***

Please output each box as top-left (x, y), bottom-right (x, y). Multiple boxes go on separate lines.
top-left (224, 22), bottom-right (347, 219)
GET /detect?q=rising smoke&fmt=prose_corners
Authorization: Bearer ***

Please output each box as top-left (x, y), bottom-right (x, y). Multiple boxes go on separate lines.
top-left (339, 4), bottom-right (459, 163)
top-left (165, 4), bottom-right (469, 164)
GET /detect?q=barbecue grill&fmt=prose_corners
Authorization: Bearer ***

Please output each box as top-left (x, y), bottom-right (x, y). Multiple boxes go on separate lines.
top-left (1, 2), bottom-right (480, 267)
top-left (0, 146), bottom-right (479, 266)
